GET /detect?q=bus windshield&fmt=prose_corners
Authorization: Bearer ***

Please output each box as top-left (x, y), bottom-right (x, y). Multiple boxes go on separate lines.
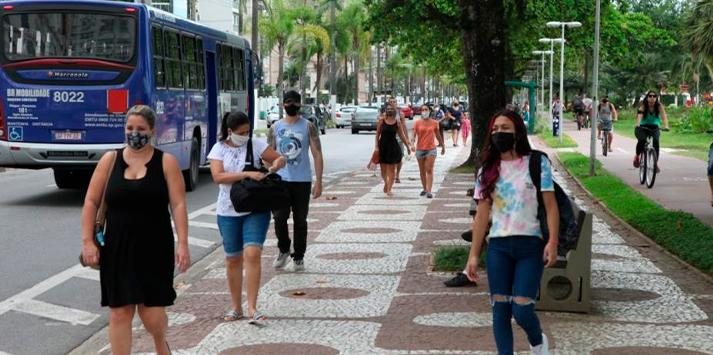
top-left (2, 12), bottom-right (136, 63)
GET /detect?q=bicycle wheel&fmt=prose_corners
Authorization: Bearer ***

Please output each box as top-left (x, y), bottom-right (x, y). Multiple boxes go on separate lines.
top-left (646, 148), bottom-right (657, 188)
top-left (602, 132), bottom-right (608, 157)
top-left (638, 151), bottom-right (646, 185)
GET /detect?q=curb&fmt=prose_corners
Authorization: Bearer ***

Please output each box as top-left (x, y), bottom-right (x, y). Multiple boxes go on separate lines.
top-left (548, 148), bottom-right (713, 287)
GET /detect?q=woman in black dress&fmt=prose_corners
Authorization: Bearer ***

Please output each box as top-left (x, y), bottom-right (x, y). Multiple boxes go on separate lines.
top-left (374, 107), bottom-right (412, 196)
top-left (81, 105), bottom-right (190, 355)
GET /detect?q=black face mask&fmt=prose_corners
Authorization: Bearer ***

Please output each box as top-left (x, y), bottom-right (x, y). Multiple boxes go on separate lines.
top-left (491, 132), bottom-right (516, 153)
top-left (285, 104), bottom-right (300, 116)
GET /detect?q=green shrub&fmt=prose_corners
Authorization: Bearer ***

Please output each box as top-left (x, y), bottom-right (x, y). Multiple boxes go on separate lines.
top-left (673, 106), bottom-right (713, 134)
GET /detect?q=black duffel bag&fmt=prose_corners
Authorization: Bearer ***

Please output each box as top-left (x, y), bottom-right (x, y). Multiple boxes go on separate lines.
top-left (230, 137), bottom-right (289, 213)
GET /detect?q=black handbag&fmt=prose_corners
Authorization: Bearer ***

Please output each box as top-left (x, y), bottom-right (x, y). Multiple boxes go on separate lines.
top-left (230, 137), bottom-right (289, 213)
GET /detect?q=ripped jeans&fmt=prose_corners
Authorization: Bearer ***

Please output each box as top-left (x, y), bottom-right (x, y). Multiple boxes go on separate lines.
top-left (486, 236), bottom-right (545, 355)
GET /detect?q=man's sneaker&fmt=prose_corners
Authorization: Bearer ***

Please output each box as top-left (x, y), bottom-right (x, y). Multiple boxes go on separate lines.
top-left (273, 252), bottom-right (290, 269)
top-left (443, 272), bottom-right (476, 287)
top-left (530, 333), bottom-right (550, 355)
top-left (426, 192), bottom-right (433, 199)
top-left (293, 259), bottom-right (305, 272)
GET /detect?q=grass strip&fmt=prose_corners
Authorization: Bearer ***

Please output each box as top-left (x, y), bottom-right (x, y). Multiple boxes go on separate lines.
top-left (538, 128), bottom-right (578, 148)
top-left (559, 152), bottom-right (713, 275)
top-left (432, 245), bottom-right (487, 271)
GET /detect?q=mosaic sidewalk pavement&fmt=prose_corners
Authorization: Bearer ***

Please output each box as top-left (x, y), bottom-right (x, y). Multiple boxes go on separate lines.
top-left (76, 144), bottom-right (713, 355)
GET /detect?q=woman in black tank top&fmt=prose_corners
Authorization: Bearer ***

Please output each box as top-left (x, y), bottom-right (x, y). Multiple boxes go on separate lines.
top-left (375, 107), bottom-right (413, 196)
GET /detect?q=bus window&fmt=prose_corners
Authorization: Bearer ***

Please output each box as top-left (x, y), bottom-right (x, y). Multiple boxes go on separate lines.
top-left (233, 47), bottom-right (245, 91)
top-left (195, 38), bottom-right (205, 89)
top-left (152, 27), bottom-right (165, 88)
top-left (165, 30), bottom-right (182, 88)
top-left (218, 44), bottom-right (235, 91)
top-left (2, 12), bottom-right (136, 63)
top-left (181, 35), bottom-right (196, 89)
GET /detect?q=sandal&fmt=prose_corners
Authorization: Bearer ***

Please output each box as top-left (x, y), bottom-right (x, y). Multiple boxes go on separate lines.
top-left (222, 309), bottom-right (243, 322)
top-left (395, 178), bottom-right (401, 183)
top-left (248, 311), bottom-right (267, 325)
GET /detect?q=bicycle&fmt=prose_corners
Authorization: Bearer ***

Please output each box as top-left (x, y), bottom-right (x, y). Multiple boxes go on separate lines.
top-left (637, 126), bottom-right (668, 188)
top-left (575, 110), bottom-right (586, 130)
top-left (600, 119), bottom-right (612, 157)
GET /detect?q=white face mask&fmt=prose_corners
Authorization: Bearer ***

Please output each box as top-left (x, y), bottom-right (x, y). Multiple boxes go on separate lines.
top-left (230, 133), bottom-right (249, 146)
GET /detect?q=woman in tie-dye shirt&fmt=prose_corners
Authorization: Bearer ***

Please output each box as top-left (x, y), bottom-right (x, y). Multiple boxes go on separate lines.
top-left (465, 110), bottom-right (560, 355)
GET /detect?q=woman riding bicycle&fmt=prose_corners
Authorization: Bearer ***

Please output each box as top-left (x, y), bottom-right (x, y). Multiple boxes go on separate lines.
top-left (634, 90), bottom-right (669, 171)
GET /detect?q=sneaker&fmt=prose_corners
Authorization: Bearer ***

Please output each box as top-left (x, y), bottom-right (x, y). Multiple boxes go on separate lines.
top-left (273, 252), bottom-right (290, 269)
top-left (530, 333), bottom-right (550, 355)
top-left (426, 192), bottom-right (433, 199)
top-left (293, 259), bottom-right (305, 272)
top-left (633, 156), bottom-right (640, 168)
top-left (420, 190), bottom-right (427, 196)
top-left (444, 272), bottom-right (476, 287)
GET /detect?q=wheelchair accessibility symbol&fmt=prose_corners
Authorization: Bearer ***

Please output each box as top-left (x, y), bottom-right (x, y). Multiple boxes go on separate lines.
top-left (9, 126), bottom-right (23, 141)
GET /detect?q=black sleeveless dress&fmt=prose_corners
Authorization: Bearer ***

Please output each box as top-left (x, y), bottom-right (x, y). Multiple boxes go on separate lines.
top-left (100, 148), bottom-right (176, 307)
top-left (378, 121), bottom-right (403, 164)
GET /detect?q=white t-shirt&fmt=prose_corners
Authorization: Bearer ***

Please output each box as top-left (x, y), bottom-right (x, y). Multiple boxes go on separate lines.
top-left (207, 139), bottom-right (269, 217)
top-left (474, 155), bottom-right (554, 239)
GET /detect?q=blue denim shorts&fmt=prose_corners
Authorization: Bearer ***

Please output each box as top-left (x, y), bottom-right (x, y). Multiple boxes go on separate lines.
top-left (217, 213), bottom-right (271, 257)
top-left (708, 143), bottom-right (713, 176)
top-left (416, 149), bottom-right (437, 159)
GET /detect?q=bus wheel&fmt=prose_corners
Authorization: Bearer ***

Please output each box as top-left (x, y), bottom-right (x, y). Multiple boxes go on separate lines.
top-left (53, 168), bottom-right (89, 189)
top-left (183, 137), bottom-right (200, 191)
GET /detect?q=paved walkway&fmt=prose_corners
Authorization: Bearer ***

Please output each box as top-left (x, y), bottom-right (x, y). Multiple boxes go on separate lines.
top-left (71, 137), bottom-right (713, 354)
top-left (562, 121), bottom-right (713, 228)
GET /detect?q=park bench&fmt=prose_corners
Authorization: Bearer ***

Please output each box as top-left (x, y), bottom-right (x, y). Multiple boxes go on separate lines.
top-left (465, 188), bottom-right (593, 313)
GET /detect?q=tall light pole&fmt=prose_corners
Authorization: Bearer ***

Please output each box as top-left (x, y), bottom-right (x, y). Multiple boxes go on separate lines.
top-left (539, 38), bottom-right (563, 134)
top-left (532, 50), bottom-right (553, 110)
top-left (589, 0), bottom-right (601, 176)
top-left (546, 21), bottom-right (581, 142)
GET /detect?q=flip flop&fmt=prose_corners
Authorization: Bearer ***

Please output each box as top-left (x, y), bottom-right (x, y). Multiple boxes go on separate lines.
top-left (248, 311), bottom-right (267, 325)
top-left (222, 309), bottom-right (243, 322)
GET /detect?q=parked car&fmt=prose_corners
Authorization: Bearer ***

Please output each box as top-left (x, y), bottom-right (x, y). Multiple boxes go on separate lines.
top-left (266, 107), bottom-right (280, 128)
top-left (300, 104), bottom-right (327, 134)
top-left (351, 106), bottom-right (380, 134)
top-left (400, 105), bottom-right (414, 120)
top-left (335, 106), bottom-right (357, 128)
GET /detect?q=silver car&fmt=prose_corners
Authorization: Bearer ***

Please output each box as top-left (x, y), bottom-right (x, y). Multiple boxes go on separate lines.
top-left (335, 106), bottom-right (357, 128)
top-left (351, 106), bottom-right (380, 134)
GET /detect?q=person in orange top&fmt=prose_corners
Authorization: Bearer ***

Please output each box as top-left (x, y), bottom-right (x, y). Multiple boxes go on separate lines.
top-left (412, 105), bottom-right (445, 198)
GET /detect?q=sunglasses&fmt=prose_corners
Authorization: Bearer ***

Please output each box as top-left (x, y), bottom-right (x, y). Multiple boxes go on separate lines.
top-left (647, 94), bottom-right (657, 98)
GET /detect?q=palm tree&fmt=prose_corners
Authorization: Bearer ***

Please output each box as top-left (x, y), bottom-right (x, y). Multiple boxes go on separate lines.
top-left (289, 5), bottom-right (330, 99)
top-left (259, 0), bottom-right (294, 116)
top-left (683, 0), bottom-right (713, 103)
top-left (339, 1), bottom-right (367, 104)
top-left (319, 0), bottom-right (343, 95)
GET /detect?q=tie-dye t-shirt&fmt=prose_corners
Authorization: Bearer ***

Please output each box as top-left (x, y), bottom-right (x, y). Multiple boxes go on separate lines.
top-left (474, 155), bottom-right (554, 239)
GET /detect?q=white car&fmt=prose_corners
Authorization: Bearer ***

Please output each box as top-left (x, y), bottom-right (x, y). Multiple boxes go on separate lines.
top-left (266, 108), bottom-right (280, 128)
top-left (335, 106), bottom-right (357, 128)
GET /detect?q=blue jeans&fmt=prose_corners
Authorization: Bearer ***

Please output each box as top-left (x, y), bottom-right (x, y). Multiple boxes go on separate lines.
top-left (217, 213), bottom-right (271, 258)
top-left (486, 236), bottom-right (545, 355)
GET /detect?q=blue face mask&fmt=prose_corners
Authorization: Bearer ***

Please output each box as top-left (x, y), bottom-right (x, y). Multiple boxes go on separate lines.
top-left (126, 131), bottom-right (151, 150)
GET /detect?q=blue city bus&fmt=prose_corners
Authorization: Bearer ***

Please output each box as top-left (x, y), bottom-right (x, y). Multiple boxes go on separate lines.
top-left (0, 0), bottom-right (256, 189)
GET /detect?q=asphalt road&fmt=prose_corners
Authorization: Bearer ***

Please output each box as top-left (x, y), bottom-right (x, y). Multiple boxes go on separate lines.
top-left (0, 127), bottom-right (376, 355)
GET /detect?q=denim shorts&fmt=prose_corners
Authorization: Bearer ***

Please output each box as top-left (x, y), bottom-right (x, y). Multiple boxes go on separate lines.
top-left (708, 143), bottom-right (713, 176)
top-left (416, 149), bottom-right (437, 159)
top-left (217, 213), bottom-right (271, 257)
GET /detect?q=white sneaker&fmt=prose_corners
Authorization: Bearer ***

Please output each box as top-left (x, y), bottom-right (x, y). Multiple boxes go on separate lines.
top-left (530, 333), bottom-right (550, 355)
top-left (293, 259), bottom-right (305, 272)
top-left (273, 252), bottom-right (290, 269)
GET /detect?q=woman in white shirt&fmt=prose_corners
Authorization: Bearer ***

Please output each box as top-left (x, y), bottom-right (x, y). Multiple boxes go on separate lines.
top-left (208, 111), bottom-right (285, 325)
top-left (465, 110), bottom-right (559, 355)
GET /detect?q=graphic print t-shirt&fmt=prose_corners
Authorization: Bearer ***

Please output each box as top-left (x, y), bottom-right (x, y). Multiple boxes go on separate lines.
top-left (208, 140), bottom-right (268, 217)
top-left (474, 155), bottom-right (554, 239)
top-left (273, 118), bottom-right (312, 182)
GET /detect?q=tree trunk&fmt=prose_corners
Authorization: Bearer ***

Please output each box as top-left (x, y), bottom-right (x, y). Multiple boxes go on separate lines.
top-left (314, 53), bottom-right (323, 93)
top-left (251, 0), bottom-right (258, 52)
top-left (329, 6), bottom-right (336, 96)
top-left (278, 43), bottom-right (285, 118)
top-left (354, 36), bottom-right (360, 105)
top-left (344, 56), bottom-right (349, 104)
top-left (376, 44), bottom-right (382, 97)
top-left (369, 46), bottom-right (374, 103)
top-left (384, 46), bottom-right (390, 95)
top-left (460, 0), bottom-right (510, 172)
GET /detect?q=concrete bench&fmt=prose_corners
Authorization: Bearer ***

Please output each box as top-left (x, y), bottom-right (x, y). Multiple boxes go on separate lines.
top-left (535, 203), bottom-right (592, 313)
top-left (465, 188), bottom-right (593, 313)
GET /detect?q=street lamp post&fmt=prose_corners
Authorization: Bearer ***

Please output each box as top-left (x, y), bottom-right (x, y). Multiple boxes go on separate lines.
top-left (545, 21), bottom-right (581, 143)
top-left (538, 38), bottom-right (563, 134)
top-left (532, 50), bottom-right (553, 111)
top-left (589, 0), bottom-right (601, 176)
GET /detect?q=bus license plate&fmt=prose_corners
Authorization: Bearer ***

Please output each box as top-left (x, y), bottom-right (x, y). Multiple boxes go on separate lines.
top-left (53, 131), bottom-right (83, 141)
